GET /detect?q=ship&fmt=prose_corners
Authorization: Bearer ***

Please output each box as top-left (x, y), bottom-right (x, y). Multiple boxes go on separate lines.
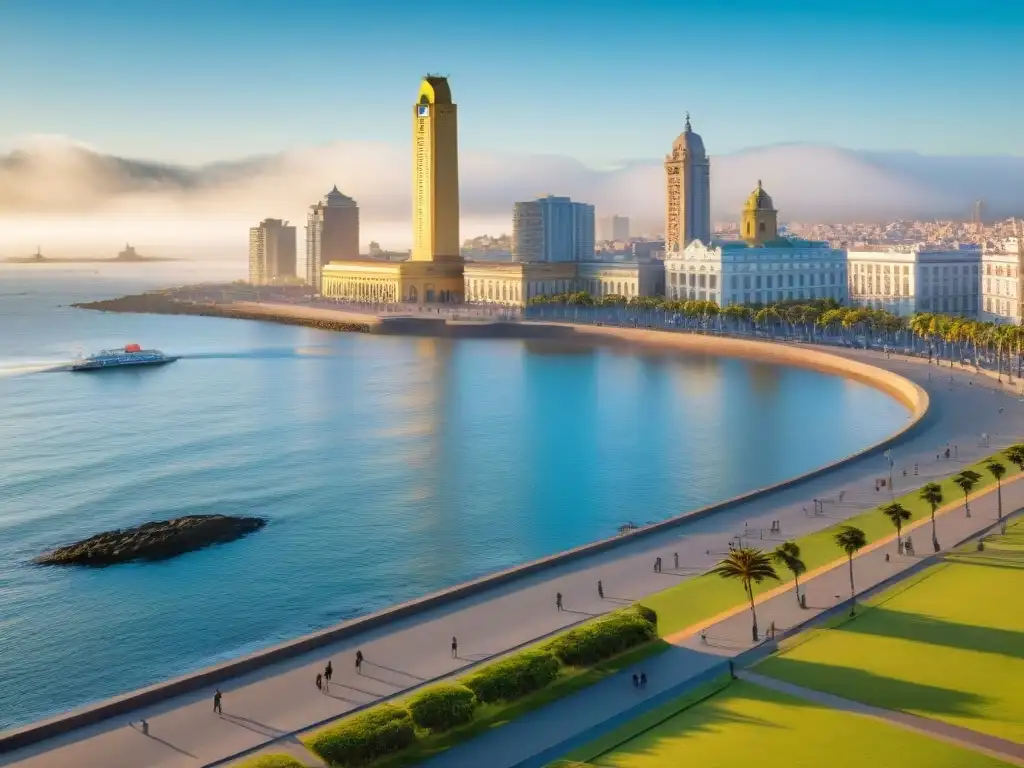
top-left (70, 344), bottom-right (178, 371)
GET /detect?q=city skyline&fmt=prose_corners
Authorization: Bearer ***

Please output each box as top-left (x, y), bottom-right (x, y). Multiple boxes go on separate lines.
top-left (1, 0), bottom-right (1023, 165)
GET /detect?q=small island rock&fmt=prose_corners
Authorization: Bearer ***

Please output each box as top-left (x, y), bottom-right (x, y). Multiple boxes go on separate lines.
top-left (35, 515), bottom-right (267, 566)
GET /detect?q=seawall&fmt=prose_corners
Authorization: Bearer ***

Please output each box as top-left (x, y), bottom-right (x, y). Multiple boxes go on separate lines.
top-left (1, 317), bottom-right (929, 753)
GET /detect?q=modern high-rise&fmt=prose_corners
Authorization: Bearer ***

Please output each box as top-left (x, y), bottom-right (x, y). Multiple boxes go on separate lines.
top-left (512, 195), bottom-right (595, 263)
top-left (598, 215), bottom-right (630, 241)
top-left (305, 186), bottom-right (359, 287)
top-left (664, 113), bottom-right (711, 253)
top-left (412, 75), bottom-right (461, 263)
top-left (248, 218), bottom-right (297, 285)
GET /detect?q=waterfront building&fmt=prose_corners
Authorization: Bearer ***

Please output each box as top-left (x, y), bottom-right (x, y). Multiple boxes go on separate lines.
top-left (981, 236), bottom-right (1022, 323)
top-left (847, 245), bottom-right (981, 317)
top-left (463, 260), bottom-right (663, 307)
top-left (598, 215), bottom-right (630, 242)
top-left (512, 195), bottom-right (595, 263)
top-left (665, 183), bottom-right (846, 306)
top-left (248, 218), bottom-right (297, 285)
top-left (305, 186), bottom-right (359, 286)
top-left (664, 113), bottom-right (711, 254)
top-left (321, 75), bottom-right (464, 303)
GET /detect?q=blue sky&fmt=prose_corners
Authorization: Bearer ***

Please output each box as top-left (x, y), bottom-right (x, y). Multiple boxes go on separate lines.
top-left (1, 0), bottom-right (1021, 165)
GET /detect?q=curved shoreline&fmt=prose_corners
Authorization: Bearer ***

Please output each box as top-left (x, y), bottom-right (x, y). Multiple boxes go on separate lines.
top-left (0, 313), bottom-right (928, 753)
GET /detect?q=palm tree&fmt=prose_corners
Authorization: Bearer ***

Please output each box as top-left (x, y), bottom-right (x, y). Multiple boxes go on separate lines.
top-left (711, 547), bottom-right (779, 641)
top-left (772, 541), bottom-right (807, 608)
top-left (952, 470), bottom-right (982, 518)
top-left (1005, 444), bottom-right (1024, 477)
top-left (881, 502), bottom-right (912, 554)
top-left (834, 526), bottom-right (867, 616)
top-left (985, 459), bottom-right (1007, 532)
top-left (919, 482), bottom-right (944, 552)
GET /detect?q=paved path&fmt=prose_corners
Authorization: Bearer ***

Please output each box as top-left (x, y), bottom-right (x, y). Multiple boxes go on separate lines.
top-left (2, 347), bottom-right (1022, 768)
top-left (739, 671), bottom-right (1024, 766)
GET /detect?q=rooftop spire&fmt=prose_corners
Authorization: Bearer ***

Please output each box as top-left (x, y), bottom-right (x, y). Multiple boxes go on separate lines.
top-left (685, 112), bottom-right (691, 132)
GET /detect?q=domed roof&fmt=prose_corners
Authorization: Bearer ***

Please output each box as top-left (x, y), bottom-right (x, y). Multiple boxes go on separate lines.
top-left (744, 180), bottom-right (775, 211)
top-left (671, 113), bottom-right (705, 157)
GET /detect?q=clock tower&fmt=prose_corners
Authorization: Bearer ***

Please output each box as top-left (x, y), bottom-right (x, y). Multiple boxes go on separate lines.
top-left (664, 113), bottom-right (711, 253)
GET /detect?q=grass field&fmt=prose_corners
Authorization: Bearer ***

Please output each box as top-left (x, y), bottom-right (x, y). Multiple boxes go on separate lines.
top-left (757, 519), bottom-right (1024, 744)
top-left (641, 452), bottom-right (1019, 637)
top-left (551, 680), bottom-right (1012, 768)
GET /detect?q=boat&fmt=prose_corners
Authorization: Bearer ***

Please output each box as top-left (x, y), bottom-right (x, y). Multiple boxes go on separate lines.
top-left (70, 344), bottom-right (178, 371)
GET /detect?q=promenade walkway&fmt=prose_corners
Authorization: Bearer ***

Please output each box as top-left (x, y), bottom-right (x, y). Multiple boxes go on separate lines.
top-left (2, 347), bottom-right (1021, 768)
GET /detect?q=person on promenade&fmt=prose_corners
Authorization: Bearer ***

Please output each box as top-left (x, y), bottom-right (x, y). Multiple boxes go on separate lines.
top-left (556, 592), bottom-right (563, 611)
top-left (213, 689), bottom-right (222, 714)
top-left (325, 660), bottom-right (333, 686)
top-left (673, 552), bottom-right (679, 569)
top-left (632, 673), bottom-right (639, 688)
top-left (355, 649), bottom-right (364, 674)
top-left (451, 636), bottom-right (458, 658)
top-left (316, 673), bottom-right (323, 692)
top-left (639, 672), bottom-right (647, 688)
top-left (597, 580), bottom-right (604, 599)
top-left (653, 557), bottom-right (662, 573)
top-left (700, 629), bottom-right (707, 644)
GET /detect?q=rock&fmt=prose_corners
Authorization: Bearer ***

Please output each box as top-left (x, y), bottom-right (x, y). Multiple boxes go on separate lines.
top-left (35, 515), bottom-right (266, 566)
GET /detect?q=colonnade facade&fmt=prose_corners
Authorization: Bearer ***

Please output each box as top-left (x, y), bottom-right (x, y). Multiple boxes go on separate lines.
top-left (322, 274), bottom-right (400, 303)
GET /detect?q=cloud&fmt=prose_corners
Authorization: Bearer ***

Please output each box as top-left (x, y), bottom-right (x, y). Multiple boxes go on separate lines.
top-left (1, 135), bottom-right (1022, 258)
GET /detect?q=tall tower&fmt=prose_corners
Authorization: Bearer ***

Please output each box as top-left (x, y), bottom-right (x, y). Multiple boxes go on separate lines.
top-left (305, 186), bottom-right (359, 286)
top-left (412, 75), bottom-right (461, 262)
top-left (741, 180), bottom-right (779, 246)
top-left (664, 113), bottom-right (711, 253)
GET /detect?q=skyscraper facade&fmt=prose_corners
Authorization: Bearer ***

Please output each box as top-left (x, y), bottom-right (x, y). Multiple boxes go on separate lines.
top-left (664, 114), bottom-right (711, 253)
top-left (412, 75), bottom-right (461, 264)
top-left (305, 186), bottom-right (359, 286)
top-left (248, 218), bottom-right (297, 285)
top-left (512, 195), bottom-right (595, 262)
top-left (598, 215), bottom-right (631, 241)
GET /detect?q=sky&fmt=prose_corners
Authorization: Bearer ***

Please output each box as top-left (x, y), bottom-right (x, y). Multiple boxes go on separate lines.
top-left (1, 0), bottom-right (1023, 167)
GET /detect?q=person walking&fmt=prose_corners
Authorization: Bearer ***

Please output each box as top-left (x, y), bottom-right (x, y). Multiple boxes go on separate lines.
top-left (451, 636), bottom-right (458, 658)
top-left (632, 673), bottom-right (639, 688)
top-left (213, 689), bottom-right (223, 714)
top-left (316, 673), bottom-right (323, 692)
top-left (597, 580), bottom-right (604, 599)
top-left (355, 649), bottom-right (364, 674)
top-left (700, 628), bottom-right (707, 644)
top-left (639, 672), bottom-right (647, 688)
top-left (556, 592), bottom-right (563, 611)
top-left (325, 660), bottom-right (333, 686)
top-left (673, 552), bottom-right (679, 569)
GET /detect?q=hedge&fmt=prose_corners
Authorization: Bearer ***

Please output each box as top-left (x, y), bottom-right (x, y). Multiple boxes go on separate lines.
top-left (236, 755), bottom-right (307, 768)
top-left (305, 703), bottom-right (416, 766)
top-left (407, 683), bottom-right (478, 732)
top-left (462, 649), bottom-right (560, 704)
top-left (627, 603), bottom-right (658, 628)
top-left (546, 609), bottom-right (656, 667)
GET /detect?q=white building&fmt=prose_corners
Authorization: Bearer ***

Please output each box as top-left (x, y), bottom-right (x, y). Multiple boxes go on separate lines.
top-left (981, 239), bottom-right (1021, 324)
top-left (512, 195), bottom-right (595, 263)
top-left (847, 245), bottom-right (981, 317)
top-left (665, 238), bottom-right (847, 306)
top-left (248, 218), bottom-right (297, 285)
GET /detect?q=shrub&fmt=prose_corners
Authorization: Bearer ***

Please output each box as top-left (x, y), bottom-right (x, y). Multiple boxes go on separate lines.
top-left (628, 603), bottom-right (658, 628)
top-left (546, 609), bottom-right (656, 667)
top-left (462, 649), bottom-right (561, 704)
top-left (237, 756), bottom-right (307, 768)
top-left (305, 703), bottom-right (416, 766)
top-left (406, 683), bottom-right (478, 732)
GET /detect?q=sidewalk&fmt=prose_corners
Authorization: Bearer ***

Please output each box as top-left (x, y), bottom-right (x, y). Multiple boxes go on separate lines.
top-left (421, 478), bottom-right (1022, 768)
top-left (2, 350), bottom-right (1021, 768)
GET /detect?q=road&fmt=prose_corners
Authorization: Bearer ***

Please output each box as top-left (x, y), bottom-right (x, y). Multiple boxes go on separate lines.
top-left (2, 346), bottom-right (1021, 768)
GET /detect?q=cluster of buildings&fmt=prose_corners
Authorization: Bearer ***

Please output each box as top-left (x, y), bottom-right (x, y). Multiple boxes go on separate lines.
top-left (248, 74), bottom-right (1023, 326)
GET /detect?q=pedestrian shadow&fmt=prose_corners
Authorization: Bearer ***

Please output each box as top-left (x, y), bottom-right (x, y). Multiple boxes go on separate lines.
top-left (356, 672), bottom-right (402, 688)
top-left (322, 689), bottom-right (367, 705)
top-left (219, 713), bottom-right (287, 738)
top-left (368, 662), bottom-right (425, 681)
top-left (563, 608), bottom-right (600, 617)
top-left (129, 723), bottom-right (197, 758)
top-left (331, 680), bottom-right (383, 697)
top-left (603, 596), bottom-right (634, 604)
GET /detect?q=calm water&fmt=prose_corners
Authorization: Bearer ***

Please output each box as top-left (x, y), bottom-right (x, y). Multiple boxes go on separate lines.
top-left (0, 265), bottom-right (909, 730)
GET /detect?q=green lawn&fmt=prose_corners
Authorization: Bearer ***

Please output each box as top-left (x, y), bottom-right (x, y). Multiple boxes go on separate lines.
top-left (642, 452), bottom-right (1019, 637)
top-left (757, 519), bottom-right (1024, 744)
top-left (551, 680), bottom-right (1011, 768)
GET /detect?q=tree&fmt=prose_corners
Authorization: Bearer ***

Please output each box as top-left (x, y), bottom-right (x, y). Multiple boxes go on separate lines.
top-left (834, 526), bottom-right (867, 615)
top-left (881, 502), bottom-right (912, 554)
top-left (772, 541), bottom-right (807, 608)
top-left (919, 482), bottom-right (944, 552)
top-left (952, 470), bottom-right (982, 518)
top-left (1005, 444), bottom-right (1024, 477)
top-left (711, 547), bottom-right (780, 641)
top-left (985, 459), bottom-right (1007, 532)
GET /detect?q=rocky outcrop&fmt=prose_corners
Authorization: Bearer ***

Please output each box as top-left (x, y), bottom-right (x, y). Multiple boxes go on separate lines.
top-left (35, 515), bottom-right (267, 566)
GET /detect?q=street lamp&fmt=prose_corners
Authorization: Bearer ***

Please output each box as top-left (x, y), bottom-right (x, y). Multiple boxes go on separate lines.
top-left (885, 449), bottom-right (894, 496)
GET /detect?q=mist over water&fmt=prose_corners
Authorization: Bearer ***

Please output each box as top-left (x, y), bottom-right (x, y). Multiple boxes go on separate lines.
top-left (0, 265), bottom-right (909, 730)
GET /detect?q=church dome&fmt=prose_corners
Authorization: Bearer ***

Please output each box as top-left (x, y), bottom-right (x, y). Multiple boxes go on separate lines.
top-left (671, 113), bottom-right (705, 157)
top-left (744, 180), bottom-right (775, 211)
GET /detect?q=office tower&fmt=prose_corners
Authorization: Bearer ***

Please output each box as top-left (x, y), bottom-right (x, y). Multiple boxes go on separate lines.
top-left (664, 113), bottom-right (711, 253)
top-left (248, 218), bottom-right (297, 285)
top-left (412, 75), bottom-right (461, 263)
top-left (305, 186), bottom-right (359, 286)
top-left (512, 195), bottom-right (595, 262)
